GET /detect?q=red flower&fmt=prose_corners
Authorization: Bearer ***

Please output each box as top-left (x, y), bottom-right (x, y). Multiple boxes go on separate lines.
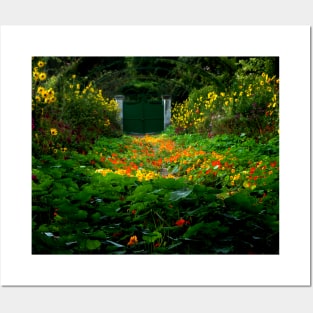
top-left (212, 160), bottom-right (221, 168)
top-left (175, 218), bottom-right (186, 227)
top-left (175, 218), bottom-right (190, 227)
top-left (270, 161), bottom-right (277, 168)
top-left (249, 167), bottom-right (256, 174)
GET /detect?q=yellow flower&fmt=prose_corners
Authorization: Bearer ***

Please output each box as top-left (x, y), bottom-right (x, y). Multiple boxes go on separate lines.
top-left (76, 84), bottom-right (80, 89)
top-left (234, 174), bottom-right (240, 180)
top-left (47, 88), bottom-right (54, 96)
top-left (33, 72), bottom-right (39, 80)
top-left (72, 74), bottom-right (76, 79)
top-left (231, 168), bottom-right (235, 174)
top-left (50, 128), bottom-right (58, 136)
top-left (37, 87), bottom-right (44, 94)
top-left (260, 81), bottom-right (264, 86)
top-left (39, 72), bottom-right (47, 81)
top-left (37, 61), bottom-right (45, 68)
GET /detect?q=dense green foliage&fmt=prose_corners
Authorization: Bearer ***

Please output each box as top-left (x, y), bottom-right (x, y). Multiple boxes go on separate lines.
top-left (32, 131), bottom-right (279, 254)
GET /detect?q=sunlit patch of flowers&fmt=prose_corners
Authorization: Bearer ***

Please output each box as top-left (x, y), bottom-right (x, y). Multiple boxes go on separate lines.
top-left (96, 167), bottom-right (161, 181)
top-left (135, 169), bottom-right (160, 181)
top-left (93, 135), bottom-right (278, 192)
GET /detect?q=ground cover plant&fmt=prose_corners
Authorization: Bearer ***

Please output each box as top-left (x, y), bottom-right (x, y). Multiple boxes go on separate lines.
top-left (32, 130), bottom-right (279, 254)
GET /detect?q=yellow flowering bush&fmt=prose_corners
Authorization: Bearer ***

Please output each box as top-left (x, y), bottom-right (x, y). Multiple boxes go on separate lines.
top-left (32, 57), bottom-right (122, 156)
top-left (171, 72), bottom-right (279, 138)
top-left (171, 86), bottom-right (221, 133)
top-left (60, 75), bottom-right (121, 149)
top-left (211, 72), bottom-right (279, 137)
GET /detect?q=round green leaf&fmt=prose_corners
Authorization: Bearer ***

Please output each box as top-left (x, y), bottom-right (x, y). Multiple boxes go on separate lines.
top-left (86, 239), bottom-right (101, 250)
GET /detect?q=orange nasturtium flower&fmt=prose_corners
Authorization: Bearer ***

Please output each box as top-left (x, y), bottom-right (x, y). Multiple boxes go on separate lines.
top-left (127, 235), bottom-right (138, 246)
top-left (50, 128), bottom-right (58, 135)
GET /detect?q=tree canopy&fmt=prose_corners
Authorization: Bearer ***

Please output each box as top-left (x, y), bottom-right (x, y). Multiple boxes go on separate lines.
top-left (43, 56), bottom-right (279, 103)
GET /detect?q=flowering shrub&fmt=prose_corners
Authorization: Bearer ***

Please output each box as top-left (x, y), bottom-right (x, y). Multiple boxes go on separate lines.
top-left (213, 73), bottom-right (279, 137)
top-left (171, 72), bottom-right (279, 139)
top-left (32, 58), bottom-right (121, 156)
top-left (59, 75), bottom-right (121, 151)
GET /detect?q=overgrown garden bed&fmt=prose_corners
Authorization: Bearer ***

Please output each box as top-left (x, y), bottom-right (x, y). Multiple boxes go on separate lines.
top-left (32, 131), bottom-right (279, 254)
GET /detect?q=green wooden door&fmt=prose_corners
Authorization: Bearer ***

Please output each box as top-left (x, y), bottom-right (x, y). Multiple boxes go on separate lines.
top-left (123, 99), bottom-right (164, 134)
